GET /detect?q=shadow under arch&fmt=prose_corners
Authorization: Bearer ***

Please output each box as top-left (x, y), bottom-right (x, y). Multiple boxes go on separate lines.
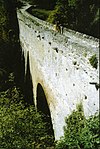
top-left (24, 51), bottom-right (34, 105)
top-left (37, 83), bottom-right (54, 137)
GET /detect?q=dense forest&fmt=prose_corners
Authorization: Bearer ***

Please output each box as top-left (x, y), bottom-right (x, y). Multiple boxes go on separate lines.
top-left (0, 0), bottom-right (99, 148)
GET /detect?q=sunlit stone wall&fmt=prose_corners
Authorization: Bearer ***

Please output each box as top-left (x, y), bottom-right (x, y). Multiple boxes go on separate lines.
top-left (17, 6), bottom-right (99, 140)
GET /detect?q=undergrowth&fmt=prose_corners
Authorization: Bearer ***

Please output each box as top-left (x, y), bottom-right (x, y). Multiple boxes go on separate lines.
top-left (0, 73), bottom-right (54, 149)
top-left (56, 104), bottom-right (99, 149)
top-left (89, 54), bottom-right (98, 69)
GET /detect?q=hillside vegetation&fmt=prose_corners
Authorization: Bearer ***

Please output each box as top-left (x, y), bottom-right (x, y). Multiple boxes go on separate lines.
top-left (23, 0), bottom-right (99, 38)
top-left (56, 104), bottom-right (99, 149)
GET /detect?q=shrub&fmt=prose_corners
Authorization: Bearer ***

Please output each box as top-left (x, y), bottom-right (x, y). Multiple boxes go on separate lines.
top-left (56, 104), bottom-right (99, 149)
top-left (89, 54), bottom-right (98, 69)
top-left (47, 8), bottom-right (60, 24)
top-left (0, 93), bottom-right (54, 149)
top-left (0, 74), bottom-right (54, 149)
top-left (47, 2), bottom-right (69, 25)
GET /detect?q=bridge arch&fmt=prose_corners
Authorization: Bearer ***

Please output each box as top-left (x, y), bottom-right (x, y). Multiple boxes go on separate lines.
top-left (36, 83), bottom-right (54, 137)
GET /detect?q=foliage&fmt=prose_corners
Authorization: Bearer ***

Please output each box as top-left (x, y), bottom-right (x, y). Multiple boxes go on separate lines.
top-left (16, 0), bottom-right (25, 9)
top-left (47, 0), bottom-right (99, 37)
top-left (24, 0), bottom-right (57, 9)
top-left (47, 0), bottom-right (69, 25)
top-left (0, 73), bottom-right (54, 149)
top-left (27, 7), bottom-right (52, 21)
top-left (89, 54), bottom-right (98, 69)
top-left (56, 103), bottom-right (99, 149)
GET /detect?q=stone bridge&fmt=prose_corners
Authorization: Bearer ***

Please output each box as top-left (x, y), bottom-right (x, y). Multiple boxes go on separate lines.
top-left (17, 5), bottom-right (99, 140)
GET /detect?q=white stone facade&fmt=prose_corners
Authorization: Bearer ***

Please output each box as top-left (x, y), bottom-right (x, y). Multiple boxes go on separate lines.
top-left (17, 6), bottom-right (99, 140)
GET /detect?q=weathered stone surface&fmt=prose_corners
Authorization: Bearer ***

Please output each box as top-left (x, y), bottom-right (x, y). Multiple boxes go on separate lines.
top-left (17, 5), bottom-right (99, 140)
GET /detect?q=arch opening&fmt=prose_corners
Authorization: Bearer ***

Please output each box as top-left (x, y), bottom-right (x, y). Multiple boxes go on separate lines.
top-left (37, 83), bottom-right (54, 137)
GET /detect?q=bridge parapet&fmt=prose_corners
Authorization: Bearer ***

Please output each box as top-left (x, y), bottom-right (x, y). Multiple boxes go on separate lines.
top-left (17, 6), bottom-right (99, 140)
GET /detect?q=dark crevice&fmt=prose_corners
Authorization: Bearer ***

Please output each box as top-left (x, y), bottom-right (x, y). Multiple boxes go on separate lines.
top-left (24, 51), bottom-right (34, 105)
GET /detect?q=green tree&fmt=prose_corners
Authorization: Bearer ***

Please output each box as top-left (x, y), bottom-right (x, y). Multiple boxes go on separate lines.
top-left (56, 104), bottom-right (99, 149)
top-left (47, 0), bottom-right (99, 37)
top-left (0, 82), bottom-right (54, 149)
top-left (47, 0), bottom-right (69, 25)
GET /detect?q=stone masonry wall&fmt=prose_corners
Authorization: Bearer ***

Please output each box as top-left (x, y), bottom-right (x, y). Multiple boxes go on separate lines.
top-left (17, 5), bottom-right (99, 140)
